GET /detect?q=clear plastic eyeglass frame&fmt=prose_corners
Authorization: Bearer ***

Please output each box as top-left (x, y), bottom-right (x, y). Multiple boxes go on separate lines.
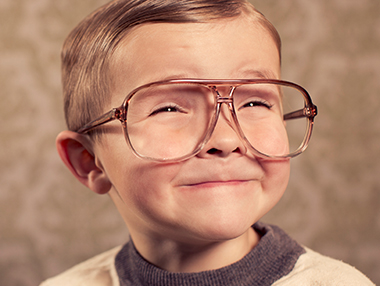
top-left (77, 78), bottom-right (318, 162)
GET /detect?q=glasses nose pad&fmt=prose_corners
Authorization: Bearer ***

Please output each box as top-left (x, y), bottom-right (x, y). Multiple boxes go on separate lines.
top-left (219, 102), bottom-right (240, 132)
top-left (198, 102), bottom-right (248, 157)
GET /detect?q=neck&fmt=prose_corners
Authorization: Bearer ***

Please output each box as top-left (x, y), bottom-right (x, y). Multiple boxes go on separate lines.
top-left (131, 227), bottom-right (260, 273)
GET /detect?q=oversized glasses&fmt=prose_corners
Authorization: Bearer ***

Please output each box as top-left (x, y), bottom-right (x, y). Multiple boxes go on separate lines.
top-left (77, 79), bottom-right (317, 162)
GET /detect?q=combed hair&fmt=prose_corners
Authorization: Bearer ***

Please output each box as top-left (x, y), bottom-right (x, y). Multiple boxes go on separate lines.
top-left (61, 0), bottom-right (281, 133)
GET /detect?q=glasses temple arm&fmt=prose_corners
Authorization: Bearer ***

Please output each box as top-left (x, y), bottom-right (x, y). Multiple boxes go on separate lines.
top-left (283, 105), bottom-right (318, 120)
top-left (76, 108), bottom-right (120, 133)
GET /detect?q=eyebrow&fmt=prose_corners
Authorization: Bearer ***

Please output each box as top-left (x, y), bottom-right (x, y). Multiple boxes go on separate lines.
top-left (145, 69), bottom-right (279, 83)
top-left (238, 69), bottom-right (279, 80)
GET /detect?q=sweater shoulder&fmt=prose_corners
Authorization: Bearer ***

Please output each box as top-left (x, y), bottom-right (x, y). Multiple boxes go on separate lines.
top-left (273, 247), bottom-right (375, 285)
top-left (39, 246), bottom-right (122, 286)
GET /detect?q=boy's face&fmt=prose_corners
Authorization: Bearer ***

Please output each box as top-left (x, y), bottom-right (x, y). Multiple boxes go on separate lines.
top-left (94, 16), bottom-right (289, 244)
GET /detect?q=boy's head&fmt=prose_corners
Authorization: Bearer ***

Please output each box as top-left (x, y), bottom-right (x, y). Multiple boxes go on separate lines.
top-left (56, 0), bottom-right (316, 271)
top-left (61, 0), bottom-right (281, 133)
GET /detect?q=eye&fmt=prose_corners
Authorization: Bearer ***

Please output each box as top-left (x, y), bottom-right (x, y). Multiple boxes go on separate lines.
top-left (149, 104), bottom-right (185, 116)
top-left (239, 100), bottom-right (273, 111)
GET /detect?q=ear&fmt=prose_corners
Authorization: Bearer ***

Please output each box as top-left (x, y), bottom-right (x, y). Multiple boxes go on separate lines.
top-left (56, 130), bottom-right (112, 195)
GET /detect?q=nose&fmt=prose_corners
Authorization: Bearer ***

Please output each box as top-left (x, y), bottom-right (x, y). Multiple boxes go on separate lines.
top-left (196, 103), bottom-right (247, 158)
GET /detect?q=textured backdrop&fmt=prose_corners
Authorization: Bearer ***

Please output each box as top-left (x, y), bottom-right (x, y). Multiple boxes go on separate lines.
top-left (1, 0), bottom-right (379, 285)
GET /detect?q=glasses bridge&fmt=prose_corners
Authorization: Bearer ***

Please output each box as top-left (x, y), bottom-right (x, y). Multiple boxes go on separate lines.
top-left (212, 85), bottom-right (236, 104)
top-left (216, 96), bottom-right (234, 104)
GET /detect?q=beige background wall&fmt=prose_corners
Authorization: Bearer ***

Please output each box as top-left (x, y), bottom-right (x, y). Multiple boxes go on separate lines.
top-left (0, 0), bottom-right (379, 285)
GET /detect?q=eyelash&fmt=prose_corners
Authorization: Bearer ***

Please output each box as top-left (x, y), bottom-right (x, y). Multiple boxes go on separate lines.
top-left (149, 104), bottom-right (184, 116)
top-left (239, 100), bottom-right (273, 110)
top-left (148, 99), bottom-right (273, 116)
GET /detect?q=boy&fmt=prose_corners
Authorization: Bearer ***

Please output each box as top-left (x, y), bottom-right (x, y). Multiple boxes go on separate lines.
top-left (41, 0), bottom-right (374, 285)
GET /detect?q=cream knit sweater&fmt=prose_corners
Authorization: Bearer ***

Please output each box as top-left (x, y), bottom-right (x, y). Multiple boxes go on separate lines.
top-left (40, 224), bottom-right (374, 286)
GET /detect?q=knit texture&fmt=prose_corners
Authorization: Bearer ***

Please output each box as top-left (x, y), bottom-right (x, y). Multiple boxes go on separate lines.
top-left (115, 222), bottom-right (305, 286)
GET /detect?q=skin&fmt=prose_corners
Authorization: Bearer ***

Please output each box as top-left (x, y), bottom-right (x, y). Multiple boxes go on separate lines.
top-left (57, 15), bottom-right (290, 273)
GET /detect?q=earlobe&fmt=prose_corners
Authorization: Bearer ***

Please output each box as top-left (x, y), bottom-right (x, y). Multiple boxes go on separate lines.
top-left (56, 130), bottom-right (112, 195)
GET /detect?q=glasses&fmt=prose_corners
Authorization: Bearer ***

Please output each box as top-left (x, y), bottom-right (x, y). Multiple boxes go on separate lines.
top-left (77, 79), bottom-right (317, 162)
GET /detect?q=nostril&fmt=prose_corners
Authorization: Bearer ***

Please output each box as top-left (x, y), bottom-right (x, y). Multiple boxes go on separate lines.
top-left (206, 147), bottom-right (241, 155)
top-left (207, 148), bottom-right (222, 155)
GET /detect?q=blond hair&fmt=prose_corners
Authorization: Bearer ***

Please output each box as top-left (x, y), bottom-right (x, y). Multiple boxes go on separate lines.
top-left (61, 0), bottom-right (281, 133)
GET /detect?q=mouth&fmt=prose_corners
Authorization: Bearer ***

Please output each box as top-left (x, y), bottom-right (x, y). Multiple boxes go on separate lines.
top-left (176, 159), bottom-right (264, 190)
top-left (183, 179), bottom-right (252, 189)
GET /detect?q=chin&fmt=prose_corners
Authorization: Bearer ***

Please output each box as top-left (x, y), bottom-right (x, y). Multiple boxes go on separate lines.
top-left (186, 211), bottom-right (259, 243)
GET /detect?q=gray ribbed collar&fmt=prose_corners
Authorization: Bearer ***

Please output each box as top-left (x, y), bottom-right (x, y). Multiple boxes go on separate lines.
top-left (115, 222), bottom-right (305, 286)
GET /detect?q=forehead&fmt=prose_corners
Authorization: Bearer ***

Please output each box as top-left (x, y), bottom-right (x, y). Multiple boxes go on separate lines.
top-left (110, 16), bottom-right (280, 101)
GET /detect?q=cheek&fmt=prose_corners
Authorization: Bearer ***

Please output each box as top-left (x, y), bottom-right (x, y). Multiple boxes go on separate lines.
top-left (108, 152), bottom-right (183, 221)
top-left (123, 164), bottom-right (168, 204)
top-left (240, 118), bottom-right (289, 157)
top-left (261, 158), bottom-right (290, 204)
